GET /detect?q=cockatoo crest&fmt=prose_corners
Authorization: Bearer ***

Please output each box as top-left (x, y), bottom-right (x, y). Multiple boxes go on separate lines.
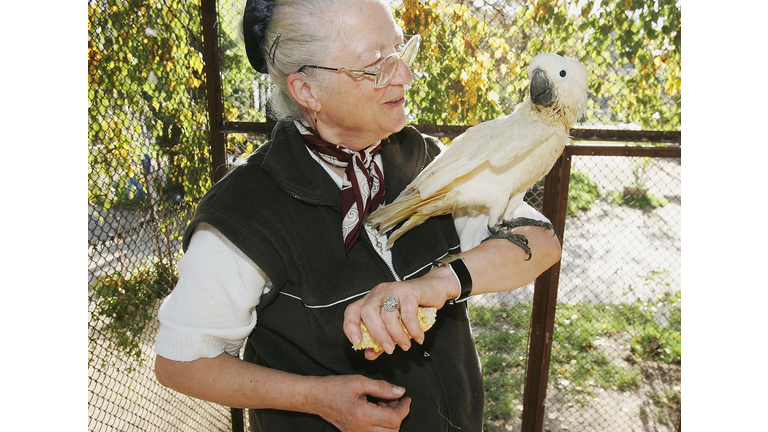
top-left (368, 53), bottom-right (589, 248)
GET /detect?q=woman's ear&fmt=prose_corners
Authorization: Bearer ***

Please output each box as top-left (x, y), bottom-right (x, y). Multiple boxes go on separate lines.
top-left (286, 73), bottom-right (321, 112)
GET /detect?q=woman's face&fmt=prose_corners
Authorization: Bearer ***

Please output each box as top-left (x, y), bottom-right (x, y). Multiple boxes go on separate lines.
top-left (313, 1), bottom-right (414, 151)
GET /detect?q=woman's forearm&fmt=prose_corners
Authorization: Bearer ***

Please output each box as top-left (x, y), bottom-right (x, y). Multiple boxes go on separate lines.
top-left (154, 353), bottom-right (412, 430)
top-left (154, 352), bottom-right (315, 411)
top-left (396, 224), bottom-right (562, 306)
top-left (449, 224), bottom-right (562, 299)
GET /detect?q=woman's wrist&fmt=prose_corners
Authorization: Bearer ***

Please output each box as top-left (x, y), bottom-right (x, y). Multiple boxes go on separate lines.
top-left (426, 263), bottom-right (463, 304)
top-left (431, 254), bottom-right (473, 304)
top-left (301, 375), bottom-right (327, 416)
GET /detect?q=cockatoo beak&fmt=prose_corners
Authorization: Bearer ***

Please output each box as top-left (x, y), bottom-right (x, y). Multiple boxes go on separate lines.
top-left (530, 68), bottom-right (555, 106)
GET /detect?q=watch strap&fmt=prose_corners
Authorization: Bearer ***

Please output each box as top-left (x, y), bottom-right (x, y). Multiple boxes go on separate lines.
top-left (433, 254), bottom-right (473, 304)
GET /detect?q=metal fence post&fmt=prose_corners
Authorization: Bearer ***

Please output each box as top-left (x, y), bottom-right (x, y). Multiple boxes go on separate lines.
top-left (200, 2), bottom-right (244, 430)
top-left (200, 0), bottom-right (228, 183)
top-left (521, 152), bottom-right (572, 432)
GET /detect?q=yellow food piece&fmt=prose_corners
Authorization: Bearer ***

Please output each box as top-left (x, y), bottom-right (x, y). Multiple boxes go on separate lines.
top-left (352, 307), bottom-right (437, 351)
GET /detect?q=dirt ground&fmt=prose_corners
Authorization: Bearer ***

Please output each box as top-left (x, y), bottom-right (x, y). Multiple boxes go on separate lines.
top-left (539, 332), bottom-right (680, 432)
top-left (479, 330), bottom-right (681, 432)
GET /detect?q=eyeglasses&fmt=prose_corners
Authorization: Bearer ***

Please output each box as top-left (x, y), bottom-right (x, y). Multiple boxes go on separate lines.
top-left (300, 34), bottom-right (421, 89)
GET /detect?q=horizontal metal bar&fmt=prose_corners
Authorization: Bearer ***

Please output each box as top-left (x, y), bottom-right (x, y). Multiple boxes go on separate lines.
top-left (221, 121), bottom-right (681, 145)
top-left (221, 121), bottom-right (276, 133)
top-left (570, 128), bottom-right (680, 143)
top-left (566, 144), bottom-right (680, 158)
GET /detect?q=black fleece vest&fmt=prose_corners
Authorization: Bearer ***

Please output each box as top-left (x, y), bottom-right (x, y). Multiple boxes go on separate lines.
top-left (183, 121), bottom-right (484, 431)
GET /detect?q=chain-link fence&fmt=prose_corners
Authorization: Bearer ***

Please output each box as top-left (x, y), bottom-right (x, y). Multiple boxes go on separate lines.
top-left (545, 154), bottom-right (680, 432)
top-left (88, 0), bottom-right (680, 430)
top-left (87, 0), bottom-right (229, 429)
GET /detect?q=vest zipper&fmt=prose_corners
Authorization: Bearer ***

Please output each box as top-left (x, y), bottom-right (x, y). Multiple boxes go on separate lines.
top-left (362, 225), bottom-right (401, 282)
top-left (420, 139), bottom-right (430, 172)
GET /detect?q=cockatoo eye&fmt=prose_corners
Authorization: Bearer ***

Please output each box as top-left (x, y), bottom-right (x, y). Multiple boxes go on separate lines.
top-left (559, 70), bottom-right (567, 77)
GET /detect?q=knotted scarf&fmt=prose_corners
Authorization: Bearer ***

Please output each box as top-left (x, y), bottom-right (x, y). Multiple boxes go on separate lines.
top-left (296, 122), bottom-right (386, 254)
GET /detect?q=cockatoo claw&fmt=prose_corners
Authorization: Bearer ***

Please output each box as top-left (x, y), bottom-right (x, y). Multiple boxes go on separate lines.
top-left (483, 217), bottom-right (555, 260)
top-left (485, 230), bottom-right (533, 260)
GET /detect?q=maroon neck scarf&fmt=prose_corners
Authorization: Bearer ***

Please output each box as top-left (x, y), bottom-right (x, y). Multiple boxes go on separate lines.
top-left (297, 123), bottom-right (386, 254)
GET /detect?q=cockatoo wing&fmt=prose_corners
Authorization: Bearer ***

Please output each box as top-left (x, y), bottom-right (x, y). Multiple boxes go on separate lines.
top-left (415, 104), bottom-right (554, 199)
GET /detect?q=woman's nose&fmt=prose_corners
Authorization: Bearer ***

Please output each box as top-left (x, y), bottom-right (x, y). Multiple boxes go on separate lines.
top-left (391, 57), bottom-right (414, 86)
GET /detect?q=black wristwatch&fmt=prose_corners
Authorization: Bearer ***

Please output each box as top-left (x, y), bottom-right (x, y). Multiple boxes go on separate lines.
top-left (433, 254), bottom-right (473, 304)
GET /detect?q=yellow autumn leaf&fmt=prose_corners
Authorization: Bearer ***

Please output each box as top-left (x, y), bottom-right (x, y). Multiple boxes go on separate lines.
top-left (225, 106), bottom-right (240, 120)
top-left (187, 76), bottom-right (202, 88)
top-left (665, 76), bottom-right (681, 95)
top-left (189, 55), bottom-right (204, 74)
top-left (466, 92), bottom-right (477, 106)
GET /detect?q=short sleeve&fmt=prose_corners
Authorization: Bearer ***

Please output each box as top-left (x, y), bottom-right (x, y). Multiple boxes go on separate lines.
top-left (155, 224), bottom-right (268, 361)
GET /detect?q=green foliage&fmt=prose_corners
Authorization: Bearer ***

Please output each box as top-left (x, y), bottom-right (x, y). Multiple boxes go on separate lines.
top-left (396, 0), bottom-right (509, 125)
top-left (578, 0), bottom-right (682, 129)
top-left (609, 188), bottom-right (670, 210)
top-left (394, 0), bottom-right (680, 130)
top-left (551, 303), bottom-right (642, 403)
top-left (88, 0), bottom-right (211, 212)
top-left (567, 170), bottom-right (601, 215)
top-left (648, 387), bottom-right (681, 424)
top-left (88, 0), bottom-right (208, 369)
top-left (621, 270), bottom-right (681, 363)
top-left (90, 262), bottom-right (177, 367)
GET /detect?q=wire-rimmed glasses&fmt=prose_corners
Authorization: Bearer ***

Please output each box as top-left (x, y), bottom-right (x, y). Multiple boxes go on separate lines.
top-left (301, 34), bottom-right (421, 89)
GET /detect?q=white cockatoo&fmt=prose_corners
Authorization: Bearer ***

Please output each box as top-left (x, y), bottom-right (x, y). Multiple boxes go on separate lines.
top-left (368, 52), bottom-right (589, 254)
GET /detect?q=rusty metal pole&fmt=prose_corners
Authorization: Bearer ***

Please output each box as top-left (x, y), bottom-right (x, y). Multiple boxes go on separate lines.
top-left (199, 3), bottom-right (244, 431)
top-left (521, 152), bottom-right (572, 432)
top-left (200, 0), bottom-right (228, 183)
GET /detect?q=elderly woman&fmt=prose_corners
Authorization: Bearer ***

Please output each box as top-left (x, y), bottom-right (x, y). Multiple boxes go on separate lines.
top-left (154, 0), bottom-right (561, 430)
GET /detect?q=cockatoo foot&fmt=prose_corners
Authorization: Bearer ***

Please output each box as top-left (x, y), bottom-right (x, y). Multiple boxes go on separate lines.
top-left (484, 229), bottom-right (533, 260)
top-left (498, 217), bottom-right (554, 232)
top-left (483, 217), bottom-right (555, 260)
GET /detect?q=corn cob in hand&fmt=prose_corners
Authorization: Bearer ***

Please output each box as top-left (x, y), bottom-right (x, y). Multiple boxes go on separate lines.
top-left (352, 307), bottom-right (437, 351)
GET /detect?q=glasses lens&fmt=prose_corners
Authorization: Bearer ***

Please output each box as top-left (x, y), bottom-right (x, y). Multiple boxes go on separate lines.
top-left (374, 56), bottom-right (398, 88)
top-left (373, 35), bottom-right (421, 88)
top-left (402, 35), bottom-right (421, 67)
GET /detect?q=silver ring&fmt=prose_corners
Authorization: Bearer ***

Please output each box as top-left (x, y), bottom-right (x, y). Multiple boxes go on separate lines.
top-left (383, 296), bottom-right (399, 312)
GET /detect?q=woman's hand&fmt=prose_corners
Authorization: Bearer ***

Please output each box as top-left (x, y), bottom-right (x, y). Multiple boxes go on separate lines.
top-left (308, 375), bottom-right (411, 431)
top-left (343, 268), bottom-right (458, 360)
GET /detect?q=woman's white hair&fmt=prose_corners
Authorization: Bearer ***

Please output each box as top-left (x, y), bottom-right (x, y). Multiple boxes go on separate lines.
top-left (256, 0), bottom-right (391, 120)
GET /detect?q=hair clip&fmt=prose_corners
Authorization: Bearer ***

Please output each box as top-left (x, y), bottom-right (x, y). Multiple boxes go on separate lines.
top-left (269, 33), bottom-right (282, 65)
